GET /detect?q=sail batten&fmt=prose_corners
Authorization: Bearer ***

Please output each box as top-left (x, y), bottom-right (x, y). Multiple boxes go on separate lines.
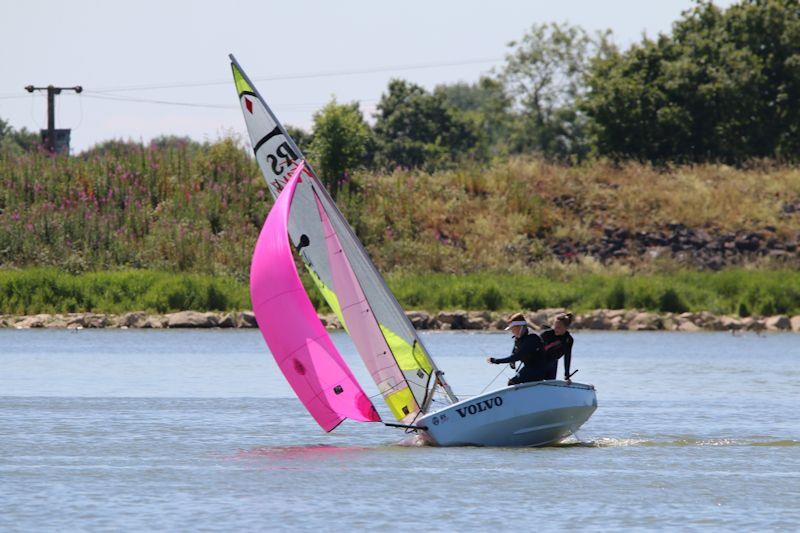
top-left (231, 55), bottom-right (456, 423)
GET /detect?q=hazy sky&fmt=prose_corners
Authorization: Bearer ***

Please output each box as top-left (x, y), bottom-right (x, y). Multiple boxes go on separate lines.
top-left (0, 0), bottom-right (736, 152)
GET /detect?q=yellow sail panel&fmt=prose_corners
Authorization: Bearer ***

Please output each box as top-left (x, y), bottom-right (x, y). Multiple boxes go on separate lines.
top-left (380, 325), bottom-right (433, 374)
top-left (231, 63), bottom-right (254, 95)
top-left (385, 387), bottom-right (417, 421)
top-left (305, 266), bottom-right (347, 332)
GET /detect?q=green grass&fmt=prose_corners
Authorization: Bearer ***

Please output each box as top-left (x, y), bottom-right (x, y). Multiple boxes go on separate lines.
top-left (387, 270), bottom-right (800, 316)
top-left (0, 268), bottom-right (249, 315)
top-left (1, 268), bottom-right (798, 317)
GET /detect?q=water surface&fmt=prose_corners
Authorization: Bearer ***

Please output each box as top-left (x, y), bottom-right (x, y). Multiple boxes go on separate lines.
top-left (2, 330), bottom-right (798, 530)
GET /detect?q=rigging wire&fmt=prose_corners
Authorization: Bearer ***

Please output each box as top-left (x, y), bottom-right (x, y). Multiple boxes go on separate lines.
top-left (478, 364), bottom-right (511, 395)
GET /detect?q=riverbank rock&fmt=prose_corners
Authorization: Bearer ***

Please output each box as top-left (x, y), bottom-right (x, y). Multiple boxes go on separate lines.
top-left (740, 317), bottom-right (767, 331)
top-left (2, 308), bottom-right (798, 333)
top-left (236, 311), bottom-right (257, 328)
top-left (44, 315), bottom-right (69, 328)
top-left (628, 312), bottom-right (662, 331)
top-left (119, 311), bottom-right (147, 328)
top-left (166, 311), bottom-right (219, 328)
top-left (526, 308), bottom-right (566, 328)
top-left (319, 313), bottom-right (341, 330)
top-left (464, 311), bottom-right (491, 330)
top-left (140, 315), bottom-right (166, 328)
top-left (764, 315), bottom-right (791, 331)
top-left (491, 317), bottom-right (509, 330)
top-left (64, 313), bottom-right (110, 329)
top-left (719, 316), bottom-right (743, 331)
top-left (14, 314), bottom-right (49, 328)
top-left (572, 311), bottom-right (606, 330)
top-left (218, 313), bottom-right (236, 328)
top-left (676, 318), bottom-right (701, 332)
top-left (406, 311), bottom-right (433, 329)
top-left (436, 311), bottom-right (466, 330)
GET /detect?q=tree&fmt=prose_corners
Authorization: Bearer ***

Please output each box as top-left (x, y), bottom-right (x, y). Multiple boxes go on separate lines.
top-left (308, 99), bottom-right (371, 198)
top-left (583, 0), bottom-right (800, 163)
top-left (501, 22), bottom-right (612, 160)
top-left (149, 135), bottom-right (204, 154)
top-left (285, 125), bottom-right (313, 155)
top-left (434, 76), bottom-right (514, 159)
top-left (373, 79), bottom-right (478, 170)
top-left (0, 117), bottom-right (40, 156)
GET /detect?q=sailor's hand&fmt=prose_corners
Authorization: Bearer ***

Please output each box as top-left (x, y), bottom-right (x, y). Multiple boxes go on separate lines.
top-left (509, 361), bottom-right (516, 370)
top-left (487, 357), bottom-right (495, 364)
top-left (565, 377), bottom-right (572, 384)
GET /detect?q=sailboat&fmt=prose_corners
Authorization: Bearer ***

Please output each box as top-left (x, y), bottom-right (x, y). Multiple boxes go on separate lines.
top-left (231, 55), bottom-right (597, 446)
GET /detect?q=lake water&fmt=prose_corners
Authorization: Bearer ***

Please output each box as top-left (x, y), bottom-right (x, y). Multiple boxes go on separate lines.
top-left (1, 329), bottom-right (799, 531)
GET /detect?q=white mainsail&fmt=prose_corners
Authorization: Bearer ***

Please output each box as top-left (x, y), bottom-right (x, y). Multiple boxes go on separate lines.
top-left (230, 55), bottom-right (457, 423)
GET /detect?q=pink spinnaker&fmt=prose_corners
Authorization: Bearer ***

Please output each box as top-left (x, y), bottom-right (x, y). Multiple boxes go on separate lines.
top-left (250, 163), bottom-right (381, 431)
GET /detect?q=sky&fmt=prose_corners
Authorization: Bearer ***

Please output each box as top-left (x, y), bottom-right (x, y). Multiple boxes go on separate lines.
top-left (0, 0), bottom-right (737, 152)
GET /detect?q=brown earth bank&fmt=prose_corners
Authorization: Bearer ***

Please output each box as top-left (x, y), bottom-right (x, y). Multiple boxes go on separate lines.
top-left (3, 309), bottom-right (799, 333)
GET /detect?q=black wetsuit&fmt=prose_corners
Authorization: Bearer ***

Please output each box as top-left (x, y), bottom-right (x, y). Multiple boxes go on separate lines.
top-left (492, 329), bottom-right (546, 384)
top-left (540, 328), bottom-right (573, 380)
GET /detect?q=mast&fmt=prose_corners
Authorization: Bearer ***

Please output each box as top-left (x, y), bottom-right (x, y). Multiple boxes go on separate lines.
top-left (230, 54), bottom-right (458, 411)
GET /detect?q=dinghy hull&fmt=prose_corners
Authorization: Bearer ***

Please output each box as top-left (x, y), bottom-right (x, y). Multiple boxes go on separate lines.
top-left (417, 381), bottom-right (597, 447)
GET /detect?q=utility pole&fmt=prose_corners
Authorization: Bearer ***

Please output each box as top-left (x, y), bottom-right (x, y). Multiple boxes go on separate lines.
top-left (25, 84), bottom-right (82, 154)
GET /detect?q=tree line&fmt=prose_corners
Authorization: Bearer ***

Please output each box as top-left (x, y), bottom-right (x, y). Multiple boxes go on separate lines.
top-left (2, 0), bottom-right (798, 196)
top-left (295, 0), bottom-right (800, 195)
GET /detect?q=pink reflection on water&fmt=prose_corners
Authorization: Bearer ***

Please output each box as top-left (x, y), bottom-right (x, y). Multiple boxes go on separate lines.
top-left (224, 444), bottom-right (374, 470)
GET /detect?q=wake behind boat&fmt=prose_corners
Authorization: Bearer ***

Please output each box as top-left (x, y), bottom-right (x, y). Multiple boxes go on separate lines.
top-left (230, 55), bottom-right (597, 446)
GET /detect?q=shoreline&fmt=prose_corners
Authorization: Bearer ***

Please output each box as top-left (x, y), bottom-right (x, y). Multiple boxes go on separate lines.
top-left (2, 308), bottom-right (799, 332)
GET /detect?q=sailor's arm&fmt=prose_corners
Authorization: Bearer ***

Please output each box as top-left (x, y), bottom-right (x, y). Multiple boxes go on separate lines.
top-left (488, 341), bottom-right (524, 365)
top-left (563, 338), bottom-right (573, 379)
top-left (489, 353), bottom-right (521, 364)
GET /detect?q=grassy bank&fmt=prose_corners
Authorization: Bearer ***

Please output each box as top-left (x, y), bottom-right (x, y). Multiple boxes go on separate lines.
top-left (2, 268), bottom-right (798, 317)
top-left (0, 269), bottom-right (249, 315)
top-left (1, 140), bottom-right (799, 277)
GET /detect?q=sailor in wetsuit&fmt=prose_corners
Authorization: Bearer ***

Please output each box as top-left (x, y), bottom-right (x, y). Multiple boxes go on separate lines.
top-left (540, 312), bottom-right (575, 382)
top-left (487, 312), bottom-right (546, 385)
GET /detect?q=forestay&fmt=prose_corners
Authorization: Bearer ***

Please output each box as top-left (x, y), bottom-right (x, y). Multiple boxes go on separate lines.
top-left (230, 55), bottom-right (456, 423)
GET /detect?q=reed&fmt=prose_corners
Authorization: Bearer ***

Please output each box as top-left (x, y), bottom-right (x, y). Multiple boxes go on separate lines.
top-left (1, 268), bottom-right (797, 317)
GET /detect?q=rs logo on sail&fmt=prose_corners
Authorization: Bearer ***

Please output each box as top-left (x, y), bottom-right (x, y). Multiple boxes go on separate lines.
top-left (455, 396), bottom-right (503, 418)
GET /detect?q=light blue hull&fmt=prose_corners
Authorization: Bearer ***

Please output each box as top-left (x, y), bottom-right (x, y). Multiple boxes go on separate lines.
top-left (417, 381), bottom-right (597, 447)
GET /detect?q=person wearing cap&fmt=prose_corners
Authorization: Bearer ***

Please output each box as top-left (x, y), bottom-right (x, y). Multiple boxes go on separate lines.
top-left (487, 312), bottom-right (546, 385)
top-left (540, 312), bottom-right (575, 382)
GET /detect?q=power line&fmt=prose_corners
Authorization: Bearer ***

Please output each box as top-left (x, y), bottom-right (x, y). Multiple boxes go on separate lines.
top-left (0, 56), bottom-right (501, 100)
top-left (87, 56), bottom-right (502, 94)
top-left (1, 56), bottom-right (500, 111)
top-left (81, 93), bottom-right (237, 109)
top-left (81, 93), bottom-right (379, 111)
